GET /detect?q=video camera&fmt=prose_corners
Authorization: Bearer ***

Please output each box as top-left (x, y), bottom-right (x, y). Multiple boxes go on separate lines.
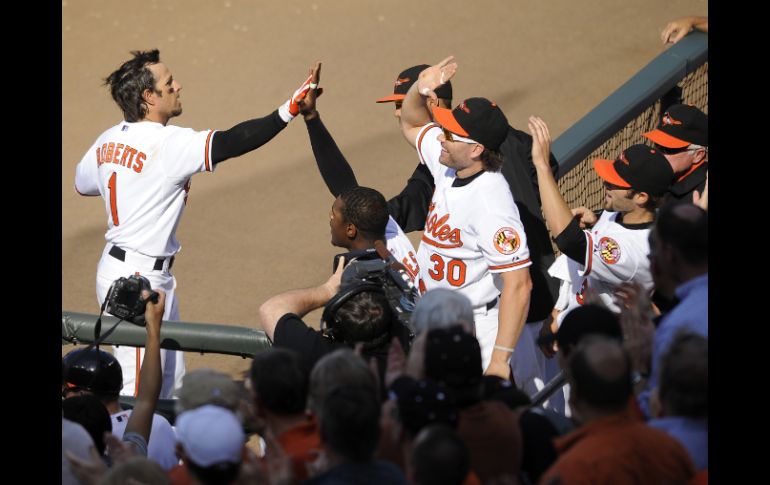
top-left (104, 275), bottom-right (159, 326)
top-left (322, 244), bottom-right (419, 350)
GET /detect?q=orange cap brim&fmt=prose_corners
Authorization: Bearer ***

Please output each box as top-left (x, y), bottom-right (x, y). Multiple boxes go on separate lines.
top-left (593, 159), bottom-right (631, 187)
top-left (375, 94), bottom-right (406, 103)
top-left (642, 129), bottom-right (689, 149)
top-left (431, 106), bottom-right (470, 137)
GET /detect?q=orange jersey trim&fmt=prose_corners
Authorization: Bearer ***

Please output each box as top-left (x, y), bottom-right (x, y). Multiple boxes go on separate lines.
top-left (417, 123), bottom-right (439, 158)
top-left (421, 235), bottom-right (463, 249)
top-left (488, 259), bottom-right (531, 270)
top-left (204, 130), bottom-right (214, 171)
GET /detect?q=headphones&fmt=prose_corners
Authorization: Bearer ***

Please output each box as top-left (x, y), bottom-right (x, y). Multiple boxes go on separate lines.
top-left (320, 282), bottom-right (387, 343)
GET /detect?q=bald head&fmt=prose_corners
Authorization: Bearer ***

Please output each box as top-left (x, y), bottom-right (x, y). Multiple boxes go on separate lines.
top-left (655, 201), bottom-right (708, 266)
top-left (567, 336), bottom-right (632, 413)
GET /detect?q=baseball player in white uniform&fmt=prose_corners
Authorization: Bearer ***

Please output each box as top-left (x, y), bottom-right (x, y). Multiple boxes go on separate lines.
top-left (74, 49), bottom-right (315, 398)
top-left (399, 58), bottom-right (542, 393)
top-left (527, 116), bottom-right (675, 324)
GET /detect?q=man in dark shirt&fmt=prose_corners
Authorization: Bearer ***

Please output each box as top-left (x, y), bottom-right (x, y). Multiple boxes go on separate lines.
top-left (642, 104), bottom-right (708, 208)
top-left (258, 260), bottom-right (402, 377)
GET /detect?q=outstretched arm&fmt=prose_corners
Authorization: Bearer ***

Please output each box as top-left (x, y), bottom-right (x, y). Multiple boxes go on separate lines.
top-left (528, 117), bottom-right (574, 237)
top-left (400, 56), bottom-right (457, 147)
top-left (122, 289), bottom-right (166, 454)
top-left (299, 62), bottom-right (359, 197)
top-left (661, 16), bottom-right (708, 44)
top-left (211, 70), bottom-right (315, 165)
top-left (259, 260), bottom-right (344, 341)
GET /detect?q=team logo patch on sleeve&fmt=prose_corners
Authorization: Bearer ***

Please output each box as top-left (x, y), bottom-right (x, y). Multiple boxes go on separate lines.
top-left (493, 227), bottom-right (520, 255)
top-left (598, 237), bottom-right (621, 264)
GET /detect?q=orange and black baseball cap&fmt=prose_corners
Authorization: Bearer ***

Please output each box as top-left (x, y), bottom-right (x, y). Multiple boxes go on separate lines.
top-left (432, 97), bottom-right (509, 151)
top-left (642, 104), bottom-right (708, 148)
top-left (376, 64), bottom-right (453, 103)
top-left (593, 144), bottom-right (674, 196)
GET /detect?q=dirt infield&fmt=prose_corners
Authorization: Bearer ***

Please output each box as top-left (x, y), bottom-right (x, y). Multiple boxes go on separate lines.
top-left (62, 0), bottom-right (707, 379)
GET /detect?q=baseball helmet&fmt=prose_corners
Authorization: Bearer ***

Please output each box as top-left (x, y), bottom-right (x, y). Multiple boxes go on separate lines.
top-left (63, 347), bottom-right (123, 395)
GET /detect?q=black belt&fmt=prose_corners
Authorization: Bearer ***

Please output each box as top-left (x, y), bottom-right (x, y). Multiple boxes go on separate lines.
top-left (481, 298), bottom-right (498, 311)
top-left (109, 246), bottom-right (174, 271)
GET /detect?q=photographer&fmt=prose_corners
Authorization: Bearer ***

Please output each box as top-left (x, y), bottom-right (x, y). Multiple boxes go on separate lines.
top-left (259, 259), bottom-right (409, 379)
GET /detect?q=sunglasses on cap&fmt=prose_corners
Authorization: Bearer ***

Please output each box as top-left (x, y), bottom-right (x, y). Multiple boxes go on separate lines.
top-left (653, 143), bottom-right (698, 155)
top-left (603, 181), bottom-right (631, 191)
top-left (441, 127), bottom-right (478, 144)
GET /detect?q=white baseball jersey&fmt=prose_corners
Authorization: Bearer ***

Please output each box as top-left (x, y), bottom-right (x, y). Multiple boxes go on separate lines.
top-left (559, 210), bottom-right (653, 322)
top-left (75, 121), bottom-right (216, 257)
top-left (386, 216), bottom-right (420, 282)
top-left (413, 124), bottom-right (531, 307)
top-left (111, 409), bottom-right (179, 471)
top-left (75, 120), bottom-right (215, 399)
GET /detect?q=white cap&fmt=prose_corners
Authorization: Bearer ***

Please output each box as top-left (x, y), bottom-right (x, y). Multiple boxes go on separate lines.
top-left (175, 405), bottom-right (245, 467)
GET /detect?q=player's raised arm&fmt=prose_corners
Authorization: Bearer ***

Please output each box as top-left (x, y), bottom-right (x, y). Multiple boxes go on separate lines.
top-left (298, 62), bottom-right (360, 197)
top-left (209, 68), bottom-right (316, 166)
top-left (399, 56), bottom-right (457, 147)
top-left (122, 289), bottom-right (166, 454)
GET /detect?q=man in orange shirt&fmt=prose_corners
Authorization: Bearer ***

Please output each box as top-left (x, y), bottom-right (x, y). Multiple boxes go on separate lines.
top-left (540, 336), bottom-right (694, 484)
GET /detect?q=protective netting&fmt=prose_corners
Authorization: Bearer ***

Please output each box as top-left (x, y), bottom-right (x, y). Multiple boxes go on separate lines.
top-left (551, 62), bottom-right (707, 252)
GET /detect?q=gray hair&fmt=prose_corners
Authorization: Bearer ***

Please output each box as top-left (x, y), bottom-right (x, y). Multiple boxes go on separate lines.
top-left (412, 289), bottom-right (474, 334)
top-left (308, 348), bottom-right (378, 415)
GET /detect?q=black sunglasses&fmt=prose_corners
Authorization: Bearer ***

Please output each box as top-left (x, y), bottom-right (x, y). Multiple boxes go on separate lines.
top-left (654, 143), bottom-right (693, 155)
top-left (603, 181), bottom-right (631, 191)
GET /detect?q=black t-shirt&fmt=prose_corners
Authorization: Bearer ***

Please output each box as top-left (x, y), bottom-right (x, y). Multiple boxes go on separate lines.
top-left (272, 313), bottom-right (391, 381)
top-left (272, 313), bottom-right (344, 369)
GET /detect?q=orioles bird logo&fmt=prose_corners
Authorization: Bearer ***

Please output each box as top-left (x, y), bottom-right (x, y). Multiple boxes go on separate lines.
top-left (618, 151), bottom-right (630, 165)
top-left (662, 112), bottom-right (683, 126)
top-left (394, 77), bottom-right (410, 87)
top-left (598, 237), bottom-right (621, 264)
top-left (459, 101), bottom-right (471, 113)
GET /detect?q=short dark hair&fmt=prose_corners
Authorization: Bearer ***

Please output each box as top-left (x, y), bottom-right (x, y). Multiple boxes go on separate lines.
top-left (655, 201), bottom-right (708, 265)
top-left (320, 385), bottom-right (380, 462)
top-left (339, 186), bottom-right (389, 241)
top-left (62, 394), bottom-right (113, 455)
top-left (334, 290), bottom-right (393, 350)
top-left (658, 332), bottom-right (708, 418)
top-left (568, 336), bottom-right (632, 413)
top-left (249, 348), bottom-right (309, 415)
top-left (411, 425), bottom-right (470, 485)
top-left (627, 190), bottom-right (663, 212)
top-left (104, 49), bottom-right (161, 122)
top-left (480, 148), bottom-right (504, 172)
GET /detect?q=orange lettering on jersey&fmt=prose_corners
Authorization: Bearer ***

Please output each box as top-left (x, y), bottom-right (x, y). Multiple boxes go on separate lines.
top-left (422, 204), bottom-right (463, 248)
top-left (133, 152), bottom-right (145, 173)
top-left (114, 144), bottom-right (124, 165)
top-left (125, 147), bottom-right (137, 169)
top-left (96, 147), bottom-right (102, 167)
top-left (119, 145), bottom-right (130, 167)
top-left (106, 142), bottom-right (115, 163)
top-left (401, 251), bottom-right (420, 279)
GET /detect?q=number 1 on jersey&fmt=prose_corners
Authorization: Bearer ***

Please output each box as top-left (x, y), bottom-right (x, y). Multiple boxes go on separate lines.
top-left (108, 172), bottom-right (119, 226)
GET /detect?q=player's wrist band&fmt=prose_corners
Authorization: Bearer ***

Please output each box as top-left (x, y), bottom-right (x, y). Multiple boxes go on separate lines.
top-left (494, 344), bottom-right (515, 353)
